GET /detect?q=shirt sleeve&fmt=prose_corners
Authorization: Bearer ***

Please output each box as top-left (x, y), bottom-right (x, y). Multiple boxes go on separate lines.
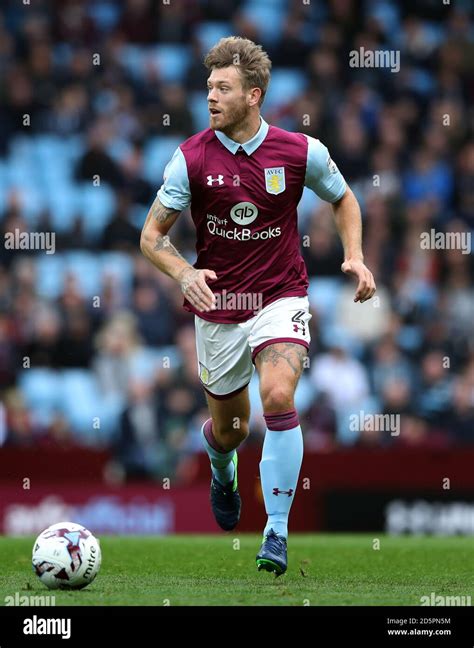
top-left (156, 147), bottom-right (191, 211)
top-left (304, 136), bottom-right (347, 203)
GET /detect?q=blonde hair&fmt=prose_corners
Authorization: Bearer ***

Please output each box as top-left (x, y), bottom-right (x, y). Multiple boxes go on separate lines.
top-left (204, 36), bottom-right (272, 106)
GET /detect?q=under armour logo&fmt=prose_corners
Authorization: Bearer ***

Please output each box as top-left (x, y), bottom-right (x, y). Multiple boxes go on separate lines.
top-left (207, 175), bottom-right (224, 186)
top-left (272, 488), bottom-right (294, 497)
top-left (291, 310), bottom-right (306, 335)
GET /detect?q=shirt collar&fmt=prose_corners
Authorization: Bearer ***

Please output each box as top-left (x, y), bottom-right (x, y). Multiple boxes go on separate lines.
top-left (214, 117), bottom-right (269, 155)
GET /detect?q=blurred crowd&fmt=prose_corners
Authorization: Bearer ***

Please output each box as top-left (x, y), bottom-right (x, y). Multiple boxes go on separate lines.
top-left (0, 0), bottom-right (473, 481)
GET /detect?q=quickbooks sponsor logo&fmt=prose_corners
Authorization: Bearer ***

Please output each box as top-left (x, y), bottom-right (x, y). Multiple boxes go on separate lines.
top-left (230, 201), bottom-right (258, 225)
top-left (207, 221), bottom-right (281, 241)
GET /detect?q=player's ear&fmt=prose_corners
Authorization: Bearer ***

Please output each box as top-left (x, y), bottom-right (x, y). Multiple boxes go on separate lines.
top-left (248, 87), bottom-right (262, 107)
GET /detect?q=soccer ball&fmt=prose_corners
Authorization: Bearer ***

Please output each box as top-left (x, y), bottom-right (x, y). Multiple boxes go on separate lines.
top-left (32, 521), bottom-right (101, 590)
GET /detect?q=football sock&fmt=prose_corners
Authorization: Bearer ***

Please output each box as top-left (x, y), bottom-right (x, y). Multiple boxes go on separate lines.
top-left (259, 410), bottom-right (303, 539)
top-left (201, 418), bottom-right (235, 486)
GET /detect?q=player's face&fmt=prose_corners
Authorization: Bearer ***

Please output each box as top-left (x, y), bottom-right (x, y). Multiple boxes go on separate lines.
top-left (207, 66), bottom-right (250, 132)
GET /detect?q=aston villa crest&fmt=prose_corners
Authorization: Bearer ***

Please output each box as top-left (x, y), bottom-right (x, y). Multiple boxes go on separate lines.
top-left (264, 167), bottom-right (286, 195)
top-left (199, 362), bottom-right (210, 384)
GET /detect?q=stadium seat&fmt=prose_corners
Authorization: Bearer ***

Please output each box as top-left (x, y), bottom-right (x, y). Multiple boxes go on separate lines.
top-left (106, 138), bottom-right (133, 164)
top-left (142, 136), bottom-right (183, 184)
top-left (308, 277), bottom-right (343, 327)
top-left (118, 44), bottom-right (192, 84)
top-left (194, 22), bottom-right (233, 55)
top-left (151, 45), bottom-right (191, 83)
top-left (8, 135), bottom-right (49, 216)
top-left (47, 183), bottom-right (81, 233)
top-left (7, 158), bottom-right (37, 190)
top-left (129, 203), bottom-right (148, 229)
top-left (8, 134), bottom-right (35, 163)
top-left (320, 323), bottom-right (364, 358)
top-left (368, 0), bottom-right (401, 39)
top-left (264, 69), bottom-right (307, 110)
top-left (116, 45), bottom-right (146, 80)
top-left (35, 253), bottom-right (66, 299)
top-left (0, 162), bottom-right (6, 208)
top-left (298, 188), bottom-right (323, 230)
top-left (63, 250), bottom-right (102, 298)
top-left (3, 179), bottom-right (47, 226)
top-left (336, 395), bottom-right (382, 445)
top-left (240, 2), bottom-right (285, 42)
top-left (101, 252), bottom-right (134, 299)
top-left (59, 369), bottom-right (106, 444)
top-left (62, 135), bottom-right (85, 165)
top-left (86, 2), bottom-right (122, 32)
top-left (246, 0), bottom-right (287, 5)
top-left (34, 135), bottom-right (70, 166)
top-left (153, 345), bottom-right (182, 370)
top-left (18, 369), bottom-right (63, 420)
top-left (129, 347), bottom-right (167, 382)
top-left (78, 182), bottom-right (117, 239)
top-left (189, 92), bottom-right (211, 132)
top-left (41, 162), bottom-right (72, 195)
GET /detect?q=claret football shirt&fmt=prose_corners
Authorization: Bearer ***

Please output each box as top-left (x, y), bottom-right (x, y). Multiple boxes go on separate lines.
top-left (157, 118), bottom-right (346, 323)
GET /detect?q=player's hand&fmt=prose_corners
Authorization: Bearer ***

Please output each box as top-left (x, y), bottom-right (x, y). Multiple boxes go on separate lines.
top-left (179, 267), bottom-right (217, 312)
top-left (341, 259), bottom-right (376, 303)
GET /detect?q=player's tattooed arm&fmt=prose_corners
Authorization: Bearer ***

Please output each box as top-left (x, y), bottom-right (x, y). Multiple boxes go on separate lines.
top-left (140, 197), bottom-right (186, 275)
top-left (140, 197), bottom-right (217, 312)
top-left (152, 233), bottom-right (184, 257)
top-left (149, 198), bottom-right (180, 225)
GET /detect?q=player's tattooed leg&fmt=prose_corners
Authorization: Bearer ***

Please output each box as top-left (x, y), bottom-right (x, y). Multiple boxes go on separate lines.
top-left (256, 343), bottom-right (308, 414)
top-left (255, 342), bottom-right (307, 377)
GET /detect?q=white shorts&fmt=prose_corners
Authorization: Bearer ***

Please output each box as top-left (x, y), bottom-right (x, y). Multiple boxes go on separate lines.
top-left (194, 296), bottom-right (312, 399)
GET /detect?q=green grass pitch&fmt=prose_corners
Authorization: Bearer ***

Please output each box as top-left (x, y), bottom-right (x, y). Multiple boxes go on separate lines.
top-left (1, 534), bottom-right (472, 606)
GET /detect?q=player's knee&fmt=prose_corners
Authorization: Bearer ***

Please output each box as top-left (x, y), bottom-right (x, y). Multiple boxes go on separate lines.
top-left (261, 385), bottom-right (294, 414)
top-left (213, 419), bottom-right (249, 449)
